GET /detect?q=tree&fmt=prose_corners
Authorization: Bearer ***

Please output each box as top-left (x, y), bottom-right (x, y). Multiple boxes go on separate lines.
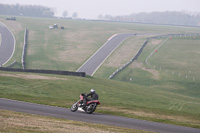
top-left (42, 9), bottom-right (54, 17)
top-left (62, 10), bottom-right (68, 18)
top-left (98, 14), bottom-right (103, 20)
top-left (0, 4), bottom-right (54, 18)
top-left (72, 12), bottom-right (78, 18)
top-left (104, 15), bottom-right (112, 20)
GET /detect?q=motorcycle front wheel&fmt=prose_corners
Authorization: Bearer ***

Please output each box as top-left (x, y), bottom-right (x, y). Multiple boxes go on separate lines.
top-left (85, 103), bottom-right (96, 114)
top-left (70, 103), bottom-right (78, 112)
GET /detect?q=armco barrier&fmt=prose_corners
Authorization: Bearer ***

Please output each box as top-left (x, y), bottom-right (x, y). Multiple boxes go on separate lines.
top-left (109, 39), bottom-right (149, 79)
top-left (22, 28), bottom-right (28, 69)
top-left (0, 67), bottom-right (86, 77)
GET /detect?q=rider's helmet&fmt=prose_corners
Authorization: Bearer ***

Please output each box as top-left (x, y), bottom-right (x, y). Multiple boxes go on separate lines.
top-left (90, 89), bottom-right (95, 93)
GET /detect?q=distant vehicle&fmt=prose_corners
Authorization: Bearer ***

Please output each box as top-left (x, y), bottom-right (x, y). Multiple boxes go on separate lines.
top-left (70, 93), bottom-right (100, 114)
top-left (6, 17), bottom-right (16, 21)
top-left (53, 24), bottom-right (58, 28)
top-left (49, 26), bottom-right (54, 29)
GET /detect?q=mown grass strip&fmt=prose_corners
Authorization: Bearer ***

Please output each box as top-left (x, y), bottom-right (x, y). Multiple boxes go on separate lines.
top-left (0, 110), bottom-right (152, 133)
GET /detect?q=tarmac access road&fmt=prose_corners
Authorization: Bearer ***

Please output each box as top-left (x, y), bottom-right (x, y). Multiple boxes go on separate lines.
top-left (77, 33), bottom-right (137, 76)
top-left (0, 22), bottom-right (15, 66)
top-left (0, 98), bottom-right (199, 133)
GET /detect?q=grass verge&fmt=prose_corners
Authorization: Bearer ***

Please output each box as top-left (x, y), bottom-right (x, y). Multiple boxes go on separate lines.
top-left (0, 110), bottom-right (151, 133)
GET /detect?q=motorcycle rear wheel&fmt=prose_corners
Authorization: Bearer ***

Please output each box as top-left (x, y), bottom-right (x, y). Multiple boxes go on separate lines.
top-left (85, 103), bottom-right (96, 114)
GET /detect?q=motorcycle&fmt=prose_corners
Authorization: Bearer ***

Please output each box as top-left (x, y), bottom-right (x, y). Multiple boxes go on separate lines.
top-left (70, 93), bottom-right (100, 114)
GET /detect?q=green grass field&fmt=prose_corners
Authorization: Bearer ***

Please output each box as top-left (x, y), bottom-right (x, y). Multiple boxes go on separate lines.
top-left (0, 71), bottom-right (199, 128)
top-left (147, 36), bottom-right (200, 80)
top-left (1, 15), bottom-right (199, 71)
top-left (0, 15), bottom-right (200, 129)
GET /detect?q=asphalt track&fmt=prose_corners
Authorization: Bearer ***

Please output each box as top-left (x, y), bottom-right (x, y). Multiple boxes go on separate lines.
top-left (77, 33), bottom-right (137, 76)
top-left (0, 98), bottom-right (199, 133)
top-left (0, 22), bottom-right (15, 66)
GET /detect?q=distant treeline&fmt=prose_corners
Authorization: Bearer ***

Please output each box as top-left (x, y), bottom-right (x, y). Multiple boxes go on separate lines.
top-left (0, 4), bottom-right (54, 18)
top-left (99, 11), bottom-right (200, 26)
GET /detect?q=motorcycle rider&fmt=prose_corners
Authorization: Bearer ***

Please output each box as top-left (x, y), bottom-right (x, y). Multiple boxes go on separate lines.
top-left (83, 89), bottom-right (98, 107)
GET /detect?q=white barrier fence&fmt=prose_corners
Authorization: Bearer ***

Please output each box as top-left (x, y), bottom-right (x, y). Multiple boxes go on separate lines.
top-left (109, 39), bottom-right (149, 79)
top-left (146, 64), bottom-right (198, 82)
top-left (21, 28), bottom-right (28, 69)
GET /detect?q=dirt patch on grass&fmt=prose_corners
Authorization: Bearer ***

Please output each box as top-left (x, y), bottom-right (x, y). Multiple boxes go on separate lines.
top-left (0, 110), bottom-right (146, 133)
top-left (129, 62), bottom-right (160, 79)
top-left (56, 31), bottom-right (97, 63)
top-left (0, 110), bottom-right (98, 133)
top-left (149, 39), bottom-right (163, 47)
top-left (27, 30), bottom-right (36, 55)
top-left (104, 37), bottom-right (144, 67)
top-left (0, 73), bottom-right (67, 80)
top-left (57, 43), bottom-right (94, 64)
top-left (99, 106), bottom-right (200, 127)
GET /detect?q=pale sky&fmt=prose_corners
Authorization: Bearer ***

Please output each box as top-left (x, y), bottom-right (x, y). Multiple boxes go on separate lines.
top-left (0, 0), bottom-right (199, 19)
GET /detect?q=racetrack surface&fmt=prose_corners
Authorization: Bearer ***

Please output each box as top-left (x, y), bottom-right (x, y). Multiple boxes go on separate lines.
top-left (0, 22), bottom-right (15, 66)
top-left (0, 98), bottom-right (199, 133)
top-left (77, 33), bottom-right (137, 76)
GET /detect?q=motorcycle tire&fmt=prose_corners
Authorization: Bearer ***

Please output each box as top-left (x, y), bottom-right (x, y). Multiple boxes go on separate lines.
top-left (85, 103), bottom-right (96, 114)
top-left (70, 103), bottom-right (78, 112)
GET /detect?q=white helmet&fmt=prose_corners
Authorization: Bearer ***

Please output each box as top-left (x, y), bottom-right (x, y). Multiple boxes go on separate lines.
top-left (90, 89), bottom-right (95, 92)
